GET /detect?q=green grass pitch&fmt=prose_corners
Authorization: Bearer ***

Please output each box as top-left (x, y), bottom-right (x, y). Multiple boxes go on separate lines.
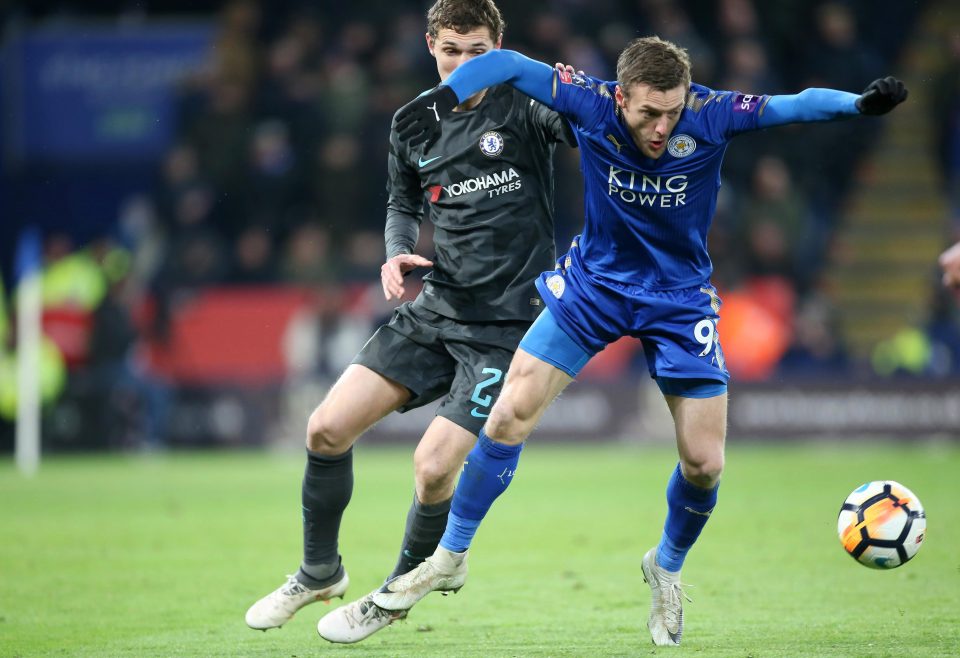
top-left (2, 442), bottom-right (958, 657)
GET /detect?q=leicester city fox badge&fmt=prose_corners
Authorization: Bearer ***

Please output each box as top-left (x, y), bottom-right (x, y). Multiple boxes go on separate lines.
top-left (545, 274), bottom-right (565, 298)
top-left (479, 131), bottom-right (504, 157)
top-left (667, 134), bottom-right (696, 158)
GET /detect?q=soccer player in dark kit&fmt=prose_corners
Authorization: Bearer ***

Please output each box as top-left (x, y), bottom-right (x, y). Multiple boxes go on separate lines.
top-left (245, 0), bottom-right (574, 644)
top-left (373, 36), bottom-right (907, 647)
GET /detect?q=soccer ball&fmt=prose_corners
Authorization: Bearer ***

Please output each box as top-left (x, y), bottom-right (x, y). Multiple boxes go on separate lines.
top-left (837, 480), bottom-right (926, 569)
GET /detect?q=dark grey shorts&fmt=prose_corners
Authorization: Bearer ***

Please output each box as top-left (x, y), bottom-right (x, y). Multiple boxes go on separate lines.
top-left (353, 301), bottom-right (531, 435)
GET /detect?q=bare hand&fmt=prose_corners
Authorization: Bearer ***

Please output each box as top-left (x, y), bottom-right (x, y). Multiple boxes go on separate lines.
top-left (381, 253), bottom-right (434, 300)
top-left (939, 241), bottom-right (960, 289)
top-left (554, 62), bottom-right (585, 78)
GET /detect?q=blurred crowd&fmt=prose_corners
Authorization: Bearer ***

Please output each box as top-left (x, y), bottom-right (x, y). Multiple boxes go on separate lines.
top-left (3, 0), bottom-right (960, 449)
top-left (144, 0), bottom-right (923, 371)
top-left (146, 0), bottom-right (907, 293)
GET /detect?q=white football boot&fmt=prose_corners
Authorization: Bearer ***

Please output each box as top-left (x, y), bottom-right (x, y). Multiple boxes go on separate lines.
top-left (245, 571), bottom-right (349, 630)
top-left (372, 547), bottom-right (468, 611)
top-left (317, 590), bottom-right (408, 643)
top-left (641, 547), bottom-right (691, 646)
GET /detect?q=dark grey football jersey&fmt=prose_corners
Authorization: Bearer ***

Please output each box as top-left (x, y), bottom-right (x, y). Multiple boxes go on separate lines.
top-left (386, 84), bottom-right (574, 323)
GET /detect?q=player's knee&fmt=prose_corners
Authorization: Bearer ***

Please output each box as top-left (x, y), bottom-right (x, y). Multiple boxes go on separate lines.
top-left (681, 452), bottom-right (724, 488)
top-left (305, 405), bottom-right (355, 454)
top-left (413, 456), bottom-right (457, 501)
top-left (485, 400), bottom-right (526, 444)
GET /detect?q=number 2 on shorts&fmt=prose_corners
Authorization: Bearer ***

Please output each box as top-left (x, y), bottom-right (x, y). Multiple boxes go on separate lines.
top-left (470, 367), bottom-right (503, 418)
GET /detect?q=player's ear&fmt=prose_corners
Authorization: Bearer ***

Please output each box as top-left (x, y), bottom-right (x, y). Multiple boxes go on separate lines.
top-left (614, 84), bottom-right (626, 108)
top-left (425, 32), bottom-right (435, 57)
top-left (494, 35), bottom-right (502, 49)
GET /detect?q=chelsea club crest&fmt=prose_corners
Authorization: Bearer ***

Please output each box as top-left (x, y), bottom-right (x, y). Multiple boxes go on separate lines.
top-left (479, 131), bottom-right (504, 157)
top-left (667, 134), bottom-right (696, 158)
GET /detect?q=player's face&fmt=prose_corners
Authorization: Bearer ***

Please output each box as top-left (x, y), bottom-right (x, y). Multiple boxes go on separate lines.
top-left (426, 27), bottom-right (501, 83)
top-left (616, 83), bottom-right (687, 159)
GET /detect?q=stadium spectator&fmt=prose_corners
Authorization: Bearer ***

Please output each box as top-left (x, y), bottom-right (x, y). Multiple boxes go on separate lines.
top-left (39, 233), bottom-right (106, 313)
top-left (157, 181), bottom-right (228, 292)
top-left (740, 155), bottom-right (817, 289)
top-left (721, 37), bottom-right (781, 94)
top-left (931, 31), bottom-right (960, 235)
top-left (230, 225), bottom-right (277, 284)
top-left (83, 268), bottom-right (172, 450)
top-left (871, 327), bottom-right (933, 378)
top-left (313, 133), bottom-right (368, 235)
top-left (154, 144), bottom-right (205, 231)
top-left (244, 0), bottom-right (577, 646)
top-left (717, 0), bottom-right (760, 41)
top-left (238, 119), bottom-right (307, 238)
top-left (878, 234), bottom-right (960, 380)
top-left (644, 2), bottom-right (715, 88)
top-left (179, 21), bottom-right (259, 236)
top-left (256, 13), bottom-right (327, 152)
top-left (940, 240), bottom-right (960, 289)
top-left (371, 36), bottom-right (907, 648)
top-left (800, 2), bottom-right (882, 211)
top-left (338, 230), bottom-right (389, 284)
top-left (777, 293), bottom-right (849, 376)
top-left (925, 285), bottom-right (960, 376)
top-left (807, 2), bottom-right (882, 93)
top-left (279, 221), bottom-right (339, 287)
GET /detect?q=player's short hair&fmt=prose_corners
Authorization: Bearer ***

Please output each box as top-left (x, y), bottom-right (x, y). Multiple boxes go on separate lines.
top-left (616, 36), bottom-right (692, 96)
top-left (427, 0), bottom-right (505, 42)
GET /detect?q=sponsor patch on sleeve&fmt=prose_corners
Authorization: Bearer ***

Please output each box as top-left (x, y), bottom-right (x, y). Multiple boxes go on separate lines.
top-left (732, 93), bottom-right (761, 113)
top-left (558, 70), bottom-right (594, 90)
top-left (570, 73), bottom-right (593, 89)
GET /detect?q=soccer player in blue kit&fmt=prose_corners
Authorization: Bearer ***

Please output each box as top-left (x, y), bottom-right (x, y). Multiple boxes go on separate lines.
top-left (372, 37), bottom-right (907, 646)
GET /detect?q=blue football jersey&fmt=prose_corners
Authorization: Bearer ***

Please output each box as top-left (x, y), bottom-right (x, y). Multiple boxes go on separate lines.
top-left (552, 76), bottom-right (771, 290)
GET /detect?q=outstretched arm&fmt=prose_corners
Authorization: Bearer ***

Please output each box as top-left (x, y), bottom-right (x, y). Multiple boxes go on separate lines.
top-left (445, 50), bottom-right (555, 106)
top-left (395, 50), bottom-right (555, 147)
top-left (759, 76), bottom-right (907, 128)
top-left (759, 88), bottom-right (860, 127)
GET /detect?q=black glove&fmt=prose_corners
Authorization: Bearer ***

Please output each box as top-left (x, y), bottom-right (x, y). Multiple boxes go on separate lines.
top-left (855, 76), bottom-right (908, 115)
top-left (395, 86), bottom-right (459, 148)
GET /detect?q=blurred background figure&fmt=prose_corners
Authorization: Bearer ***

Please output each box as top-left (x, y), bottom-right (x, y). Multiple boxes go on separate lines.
top-left (83, 257), bottom-right (172, 450)
top-left (932, 32), bottom-right (960, 238)
top-left (941, 241), bottom-right (960, 289)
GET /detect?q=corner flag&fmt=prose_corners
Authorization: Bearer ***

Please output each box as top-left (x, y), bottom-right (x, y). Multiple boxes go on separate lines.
top-left (15, 226), bottom-right (42, 476)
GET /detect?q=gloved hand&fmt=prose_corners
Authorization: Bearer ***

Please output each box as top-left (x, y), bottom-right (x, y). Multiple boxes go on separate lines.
top-left (395, 86), bottom-right (460, 148)
top-left (855, 76), bottom-right (908, 115)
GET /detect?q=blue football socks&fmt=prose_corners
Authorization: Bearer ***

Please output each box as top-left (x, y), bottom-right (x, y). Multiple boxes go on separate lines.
top-left (439, 430), bottom-right (523, 553)
top-left (656, 462), bottom-right (719, 572)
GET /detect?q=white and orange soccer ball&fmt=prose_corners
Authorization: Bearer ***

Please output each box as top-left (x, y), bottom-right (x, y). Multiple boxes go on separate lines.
top-left (837, 480), bottom-right (926, 569)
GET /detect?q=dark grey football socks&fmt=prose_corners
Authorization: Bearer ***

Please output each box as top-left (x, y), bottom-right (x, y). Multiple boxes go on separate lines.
top-left (296, 447), bottom-right (353, 588)
top-left (297, 558), bottom-right (345, 589)
top-left (386, 495), bottom-right (452, 581)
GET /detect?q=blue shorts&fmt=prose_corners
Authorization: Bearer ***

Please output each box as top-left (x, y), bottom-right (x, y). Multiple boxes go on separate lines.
top-left (523, 243), bottom-right (729, 397)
